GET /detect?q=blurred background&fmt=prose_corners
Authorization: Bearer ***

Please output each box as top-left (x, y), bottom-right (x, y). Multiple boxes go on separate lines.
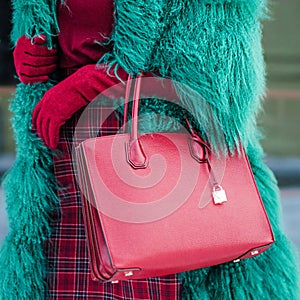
top-left (0, 0), bottom-right (299, 252)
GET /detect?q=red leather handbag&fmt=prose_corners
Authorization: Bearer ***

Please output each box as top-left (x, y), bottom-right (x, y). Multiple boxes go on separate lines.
top-left (75, 74), bottom-right (274, 282)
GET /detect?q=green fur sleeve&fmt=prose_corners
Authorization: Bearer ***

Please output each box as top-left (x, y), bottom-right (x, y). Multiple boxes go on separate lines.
top-left (100, 0), bottom-right (269, 153)
top-left (10, 0), bottom-right (59, 47)
top-left (0, 1), bottom-right (60, 298)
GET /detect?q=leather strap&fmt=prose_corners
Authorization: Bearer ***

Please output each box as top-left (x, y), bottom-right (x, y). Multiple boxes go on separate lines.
top-left (125, 74), bottom-right (148, 168)
top-left (130, 74), bottom-right (142, 142)
top-left (123, 74), bottom-right (133, 133)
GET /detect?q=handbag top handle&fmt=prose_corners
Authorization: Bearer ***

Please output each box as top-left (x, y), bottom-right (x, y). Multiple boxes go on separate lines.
top-left (124, 74), bottom-right (211, 170)
top-left (124, 74), bottom-right (210, 148)
top-left (129, 74), bottom-right (142, 142)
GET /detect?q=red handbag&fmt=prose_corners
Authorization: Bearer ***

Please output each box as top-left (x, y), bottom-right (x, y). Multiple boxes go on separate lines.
top-left (75, 74), bottom-right (274, 282)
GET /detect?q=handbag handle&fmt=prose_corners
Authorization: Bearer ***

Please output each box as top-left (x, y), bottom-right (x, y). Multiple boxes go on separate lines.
top-left (125, 74), bottom-right (148, 168)
top-left (125, 73), bottom-right (210, 169)
top-left (124, 74), bottom-right (227, 204)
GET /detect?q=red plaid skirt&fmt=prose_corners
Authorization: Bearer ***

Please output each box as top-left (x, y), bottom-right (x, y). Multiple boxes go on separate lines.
top-left (44, 105), bottom-right (183, 299)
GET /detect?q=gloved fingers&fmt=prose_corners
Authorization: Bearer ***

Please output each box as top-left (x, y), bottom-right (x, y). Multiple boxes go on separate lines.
top-left (33, 34), bottom-right (47, 45)
top-left (89, 65), bottom-right (127, 99)
top-left (37, 113), bottom-right (52, 149)
top-left (47, 119), bottom-right (62, 149)
top-left (14, 35), bottom-right (58, 84)
top-left (42, 118), bottom-right (52, 149)
top-left (17, 34), bottom-right (46, 47)
top-left (24, 44), bottom-right (58, 57)
top-left (96, 63), bottom-right (128, 82)
top-left (34, 102), bottom-right (46, 141)
top-left (16, 35), bottom-right (58, 57)
top-left (19, 74), bottom-right (50, 84)
top-left (33, 97), bottom-right (61, 149)
top-left (22, 54), bottom-right (58, 68)
top-left (20, 63), bottom-right (57, 77)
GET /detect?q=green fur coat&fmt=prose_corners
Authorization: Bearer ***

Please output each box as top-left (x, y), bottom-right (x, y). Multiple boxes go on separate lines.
top-left (0, 0), bottom-right (299, 299)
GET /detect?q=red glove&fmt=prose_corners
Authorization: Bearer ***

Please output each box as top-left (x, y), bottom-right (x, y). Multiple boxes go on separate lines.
top-left (13, 35), bottom-right (58, 84)
top-left (32, 64), bottom-right (128, 149)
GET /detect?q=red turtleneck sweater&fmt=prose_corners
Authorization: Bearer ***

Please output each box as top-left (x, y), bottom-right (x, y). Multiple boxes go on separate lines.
top-left (57, 0), bottom-right (114, 69)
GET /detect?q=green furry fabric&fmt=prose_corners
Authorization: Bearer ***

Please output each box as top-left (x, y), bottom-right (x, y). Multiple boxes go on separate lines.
top-left (1, 0), bottom-right (299, 299)
top-left (0, 83), bottom-right (59, 299)
top-left (0, 1), bottom-right (60, 299)
top-left (101, 0), bottom-right (267, 154)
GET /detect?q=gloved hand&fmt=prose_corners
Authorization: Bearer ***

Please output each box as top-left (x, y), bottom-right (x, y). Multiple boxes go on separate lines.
top-left (32, 64), bottom-right (128, 149)
top-left (13, 35), bottom-right (58, 84)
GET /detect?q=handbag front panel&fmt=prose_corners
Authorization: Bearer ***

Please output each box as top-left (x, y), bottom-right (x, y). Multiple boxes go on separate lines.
top-left (76, 132), bottom-right (274, 281)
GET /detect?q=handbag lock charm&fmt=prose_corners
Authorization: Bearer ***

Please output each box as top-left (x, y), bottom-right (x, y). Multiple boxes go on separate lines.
top-left (212, 184), bottom-right (228, 205)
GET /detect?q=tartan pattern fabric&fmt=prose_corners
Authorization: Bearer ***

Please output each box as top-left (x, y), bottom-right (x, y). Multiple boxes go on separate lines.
top-left (44, 104), bottom-right (183, 299)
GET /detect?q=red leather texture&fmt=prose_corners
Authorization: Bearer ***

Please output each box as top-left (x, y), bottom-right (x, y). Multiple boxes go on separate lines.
top-left (76, 132), bottom-right (274, 281)
top-left (75, 75), bottom-right (274, 281)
